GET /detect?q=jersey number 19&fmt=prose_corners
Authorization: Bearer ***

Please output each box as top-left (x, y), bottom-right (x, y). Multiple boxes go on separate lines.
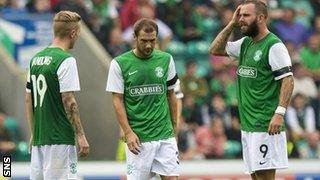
top-left (31, 74), bottom-right (47, 107)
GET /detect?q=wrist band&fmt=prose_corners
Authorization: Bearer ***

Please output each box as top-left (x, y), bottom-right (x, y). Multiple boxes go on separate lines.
top-left (275, 106), bottom-right (286, 116)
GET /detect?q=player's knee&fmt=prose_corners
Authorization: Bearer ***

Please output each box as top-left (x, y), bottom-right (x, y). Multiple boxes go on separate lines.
top-left (160, 176), bottom-right (178, 180)
top-left (255, 169), bottom-right (275, 180)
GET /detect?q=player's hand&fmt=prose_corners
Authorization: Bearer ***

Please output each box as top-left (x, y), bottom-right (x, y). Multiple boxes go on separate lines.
top-left (231, 5), bottom-right (242, 26)
top-left (126, 131), bottom-right (141, 155)
top-left (77, 134), bottom-right (90, 157)
top-left (268, 114), bottom-right (284, 135)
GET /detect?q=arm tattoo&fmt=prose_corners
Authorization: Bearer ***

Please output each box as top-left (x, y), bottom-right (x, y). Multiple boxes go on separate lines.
top-left (279, 76), bottom-right (294, 108)
top-left (62, 92), bottom-right (85, 136)
top-left (209, 23), bottom-right (235, 55)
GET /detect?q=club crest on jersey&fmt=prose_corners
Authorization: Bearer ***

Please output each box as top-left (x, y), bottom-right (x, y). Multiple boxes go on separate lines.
top-left (155, 67), bottom-right (164, 78)
top-left (253, 50), bottom-right (262, 61)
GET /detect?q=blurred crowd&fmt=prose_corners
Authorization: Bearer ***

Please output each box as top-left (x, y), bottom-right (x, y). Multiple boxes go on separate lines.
top-left (1, 0), bottom-right (320, 160)
top-left (0, 112), bottom-right (29, 161)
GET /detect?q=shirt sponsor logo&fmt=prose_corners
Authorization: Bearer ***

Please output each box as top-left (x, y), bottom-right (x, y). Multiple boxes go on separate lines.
top-left (253, 50), bottom-right (262, 61)
top-left (237, 66), bottom-right (257, 78)
top-left (31, 56), bottom-right (52, 66)
top-left (129, 84), bottom-right (164, 96)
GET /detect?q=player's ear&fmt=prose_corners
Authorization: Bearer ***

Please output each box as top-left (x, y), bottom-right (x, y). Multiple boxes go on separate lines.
top-left (70, 29), bottom-right (77, 38)
top-left (258, 14), bottom-right (264, 23)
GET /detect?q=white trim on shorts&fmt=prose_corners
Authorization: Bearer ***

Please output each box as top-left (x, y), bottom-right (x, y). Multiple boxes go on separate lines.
top-left (125, 137), bottom-right (180, 180)
top-left (241, 131), bottom-right (288, 174)
top-left (30, 144), bottom-right (78, 180)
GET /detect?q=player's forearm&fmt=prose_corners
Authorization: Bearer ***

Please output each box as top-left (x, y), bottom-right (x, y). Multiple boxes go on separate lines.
top-left (61, 92), bottom-right (86, 136)
top-left (176, 98), bottom-right (182, 125)
top-left (168, 90), bottom-right (178, 132)
top-left (209, 23), bottom-right (236, 55)
top-left (25, 93), bottom-right (34, 136)
top-left (278, 76), bottom-right (294, 108)
top-left (112, 93), bottom-right (133, 135)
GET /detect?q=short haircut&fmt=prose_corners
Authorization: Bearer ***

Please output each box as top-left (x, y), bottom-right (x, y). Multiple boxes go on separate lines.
top-left (53, 11), bottom-right (81, 38)
top-left (133, 18), bottom-right (158, 37)
top-left (243, 0), bottom-right (268, 19)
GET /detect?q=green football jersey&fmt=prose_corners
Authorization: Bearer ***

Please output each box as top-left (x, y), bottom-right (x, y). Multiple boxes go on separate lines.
top-left (236, 33), bottom-right (287, 132)
top-left (27, 47), bottom-right (75, 145)
top-left (115, 50), bottom-right (175, 142)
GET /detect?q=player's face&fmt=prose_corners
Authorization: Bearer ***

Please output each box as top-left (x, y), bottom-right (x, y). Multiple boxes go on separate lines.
top-left (239, 4), bottom-right (259, 37)
top-left (69, 25), bottom-right (81, 49)
top-left (135, 30), bottom-right (157, 58)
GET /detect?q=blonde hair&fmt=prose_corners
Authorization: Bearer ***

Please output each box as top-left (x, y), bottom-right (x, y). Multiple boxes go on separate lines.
top-left (53, 11), bottom-right (81, 38)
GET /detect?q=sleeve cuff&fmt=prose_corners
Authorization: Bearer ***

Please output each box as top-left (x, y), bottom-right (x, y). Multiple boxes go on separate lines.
top-left (167, 74), bottom-right (178, 87)
top-left (60, 88), bottom-right (81, 93)
top-left (274, 72), bottom-right (293, 81)
top-left (106, 88), bottom-right (124, 94)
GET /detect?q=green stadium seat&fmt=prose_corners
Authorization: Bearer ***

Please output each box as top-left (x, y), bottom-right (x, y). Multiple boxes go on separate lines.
top-left (187, 41), bottom-right (211, 55)
top-left (166, 40), bottom-right (187, 56)
top-left (175, 59), bottom-right (186, 76)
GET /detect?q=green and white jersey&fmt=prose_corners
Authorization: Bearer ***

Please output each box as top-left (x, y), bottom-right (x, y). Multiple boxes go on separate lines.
top-left (106, 49), bottom-right (178, 142)
top-left (26, 47), bottom-right (80, 145)
top-left (226, 33), bottom-right (293, 132)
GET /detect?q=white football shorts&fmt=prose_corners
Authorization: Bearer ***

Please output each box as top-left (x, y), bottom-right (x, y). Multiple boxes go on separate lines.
top-left (241, 131), bottom-right (288, 174)
top-left (30, 145), bottom-right (77, 180)
top-left (125, 137), bottom-right (180, 180)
